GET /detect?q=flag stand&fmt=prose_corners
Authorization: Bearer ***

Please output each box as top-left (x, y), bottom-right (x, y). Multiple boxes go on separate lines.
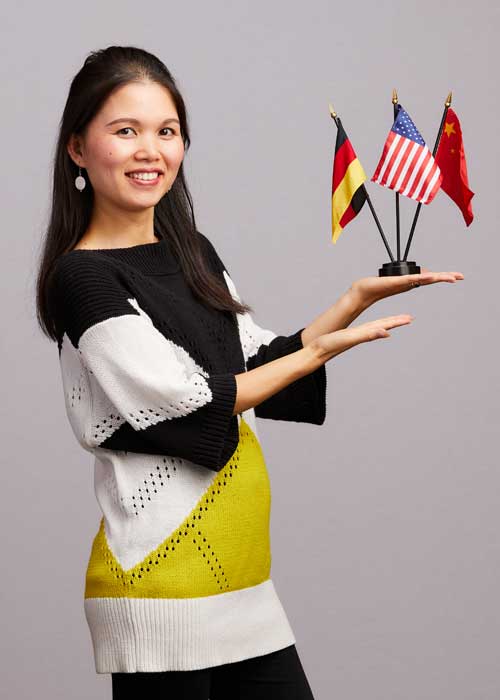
top-left (378, 259), bottom-right (421, 276)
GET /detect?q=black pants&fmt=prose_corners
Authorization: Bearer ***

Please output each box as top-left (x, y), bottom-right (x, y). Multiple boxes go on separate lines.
top-left (111, 643), bottom-right (315, 699)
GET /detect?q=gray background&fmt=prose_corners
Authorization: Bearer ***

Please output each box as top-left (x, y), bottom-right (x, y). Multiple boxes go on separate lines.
top-left (2, 0), bottom-right (497, 698)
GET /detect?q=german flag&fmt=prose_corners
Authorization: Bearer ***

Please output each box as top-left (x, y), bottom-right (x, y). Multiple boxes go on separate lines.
top-left (331, 119), bottom-right (367, 243)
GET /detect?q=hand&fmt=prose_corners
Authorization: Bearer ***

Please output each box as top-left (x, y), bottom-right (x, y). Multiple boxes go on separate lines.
top-left (350, 268), bottom-right (465, 310)
top-left (311, 313), bottom-right (414, 363)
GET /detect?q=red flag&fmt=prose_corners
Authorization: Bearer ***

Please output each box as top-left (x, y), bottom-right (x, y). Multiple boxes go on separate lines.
top-left (434, 107), bottom-right (474, 226)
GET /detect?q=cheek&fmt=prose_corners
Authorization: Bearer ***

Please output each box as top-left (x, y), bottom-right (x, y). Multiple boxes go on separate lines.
top-left (171, 142), bottom-right (185, 167)
top-left (93, 137), bottom-right (129, 172)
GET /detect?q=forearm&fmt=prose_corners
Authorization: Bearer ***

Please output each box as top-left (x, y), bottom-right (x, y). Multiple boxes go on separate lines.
top-left (233, 343), bottom-right (324, 415)
top-left (300, 287), bottom-right (366, 347)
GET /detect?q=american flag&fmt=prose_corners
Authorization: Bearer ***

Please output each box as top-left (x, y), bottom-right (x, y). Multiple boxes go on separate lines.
top-left (371, 104), bottom-right (443, 204)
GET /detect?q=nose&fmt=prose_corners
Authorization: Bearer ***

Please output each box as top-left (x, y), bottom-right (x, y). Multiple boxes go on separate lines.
top-left (135, 134), bottom-right (162, 160)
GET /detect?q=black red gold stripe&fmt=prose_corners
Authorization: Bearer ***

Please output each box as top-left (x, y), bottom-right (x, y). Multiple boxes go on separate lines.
top-left (331, 120), bottom-right (367, 243)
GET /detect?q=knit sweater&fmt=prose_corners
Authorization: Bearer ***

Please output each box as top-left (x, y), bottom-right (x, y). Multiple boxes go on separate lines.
top-left (49, 230), bottom-right (327, 673)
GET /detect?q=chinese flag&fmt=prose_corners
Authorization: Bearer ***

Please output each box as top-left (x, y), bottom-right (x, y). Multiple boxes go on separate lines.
top-left (434, 107), bottom-right (474, 226)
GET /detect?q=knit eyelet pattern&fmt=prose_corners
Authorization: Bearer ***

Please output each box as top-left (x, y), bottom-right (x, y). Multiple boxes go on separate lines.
top-left (85, 416), bottom-right (272, 598)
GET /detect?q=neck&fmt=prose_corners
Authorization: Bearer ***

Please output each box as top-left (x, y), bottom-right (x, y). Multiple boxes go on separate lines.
top-left (83, 200), bottom-right (158, 249)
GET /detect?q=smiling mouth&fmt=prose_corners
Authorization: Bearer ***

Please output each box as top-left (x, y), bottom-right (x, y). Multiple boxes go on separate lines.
top-left (125, 172), bottom-right (163, 185)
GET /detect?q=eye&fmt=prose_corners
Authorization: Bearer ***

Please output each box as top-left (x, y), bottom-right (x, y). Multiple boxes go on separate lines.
top-left (115, 127), bottom-right (177, 136)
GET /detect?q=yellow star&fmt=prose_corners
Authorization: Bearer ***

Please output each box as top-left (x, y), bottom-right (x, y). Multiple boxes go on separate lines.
top-left (451, 148), bottom-right (455, 154)
top-left (444, 121), bottom-right (456, 137)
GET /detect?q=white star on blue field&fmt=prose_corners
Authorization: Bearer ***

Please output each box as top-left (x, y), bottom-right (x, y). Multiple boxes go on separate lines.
top-left (391, 105), bottom-right (425, 145)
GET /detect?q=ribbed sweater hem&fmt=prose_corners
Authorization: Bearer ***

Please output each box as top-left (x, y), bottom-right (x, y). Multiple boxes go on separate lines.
top-left (84, 578), bottom-right (296, 673)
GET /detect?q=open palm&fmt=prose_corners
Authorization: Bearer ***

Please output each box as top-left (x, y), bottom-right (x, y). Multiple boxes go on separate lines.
top-left (351, 267), bottom-right (465, 308)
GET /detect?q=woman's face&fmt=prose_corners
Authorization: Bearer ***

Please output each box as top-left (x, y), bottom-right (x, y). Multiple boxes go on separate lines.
top-left (68, 81), bottom-right (185, 212)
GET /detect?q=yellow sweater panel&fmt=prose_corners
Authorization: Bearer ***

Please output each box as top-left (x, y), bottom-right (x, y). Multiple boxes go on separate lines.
top-left (84, 416), bottom-right (272, 598)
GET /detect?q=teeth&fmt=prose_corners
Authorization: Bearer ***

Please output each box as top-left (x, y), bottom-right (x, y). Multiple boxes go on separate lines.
top-left (127, 172), bottom-right (161, 181)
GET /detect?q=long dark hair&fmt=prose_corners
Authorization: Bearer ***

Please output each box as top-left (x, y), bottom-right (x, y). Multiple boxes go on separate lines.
top-left (36, 45), bottom-right (253, 343)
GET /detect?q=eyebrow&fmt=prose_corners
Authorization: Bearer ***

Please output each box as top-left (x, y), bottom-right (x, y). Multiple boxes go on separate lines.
top-left (106, 117), bottom-right (180, 127)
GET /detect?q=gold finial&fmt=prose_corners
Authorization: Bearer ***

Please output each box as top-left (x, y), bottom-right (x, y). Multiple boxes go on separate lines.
top-left (392, 88), bottom-right (398, 104)
top-left (329, 102), bottom-right (337, 119)
top-left (445, 91), bottom-right (452, 107)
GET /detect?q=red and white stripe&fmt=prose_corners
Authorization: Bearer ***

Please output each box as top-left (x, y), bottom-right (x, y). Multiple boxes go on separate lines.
top-left (371, 131), bottom-right (442, 204)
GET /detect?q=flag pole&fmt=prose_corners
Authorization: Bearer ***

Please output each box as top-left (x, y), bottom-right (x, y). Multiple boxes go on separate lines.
top-left (403, 91), bottom-right (452, 260)
top-left (392, 89), bottom-right (401, 260)
top-left (329, 104), bottom-right (395, 262)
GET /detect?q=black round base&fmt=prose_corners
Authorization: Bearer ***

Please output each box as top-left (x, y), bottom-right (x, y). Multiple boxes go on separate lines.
top-left (379, 261), bottom-right (421, 277)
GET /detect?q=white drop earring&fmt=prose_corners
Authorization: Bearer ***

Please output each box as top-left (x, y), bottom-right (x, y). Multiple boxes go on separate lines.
top-left (75, 165), bottom-right (86, 192)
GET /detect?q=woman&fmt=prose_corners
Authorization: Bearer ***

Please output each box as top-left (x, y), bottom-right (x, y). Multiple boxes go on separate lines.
top-left (35, 45), bottom-right (463, 699)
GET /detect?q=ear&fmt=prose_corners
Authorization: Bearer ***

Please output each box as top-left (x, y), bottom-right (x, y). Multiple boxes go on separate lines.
top-left (67, 133), bottom-right (85, 168)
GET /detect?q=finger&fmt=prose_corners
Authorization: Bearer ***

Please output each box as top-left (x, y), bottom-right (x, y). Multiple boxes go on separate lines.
top-left (361, 317), bottom-right (413, 336)
top-left (419, 267), bottom-right (464, 279)
top-left (411, 272), bottom-right (454, 286)
top-left (372, 328), bottom-right (390, 340)
top-left (424, 273), bottom-right (454, 284)
top-left (398, 272), bottom-right (433, 286)
top-left (371, 314), bottom-right (414, 324)
top-left (419, 270), bottom-right (464, 283)
top-left (431, 272), bottom-right (460, 283)
top-left (383, 316), bottom-right (414, 328)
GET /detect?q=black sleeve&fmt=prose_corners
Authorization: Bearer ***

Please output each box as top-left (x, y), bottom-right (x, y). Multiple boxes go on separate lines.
top-left (198, 231), bottom-right (327, 425)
